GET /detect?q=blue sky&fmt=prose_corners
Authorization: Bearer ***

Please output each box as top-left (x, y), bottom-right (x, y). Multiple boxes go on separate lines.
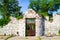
top-left (19, 0), bottom-right (60, 14)
top-left (18, 0), bottom-right (30, 13)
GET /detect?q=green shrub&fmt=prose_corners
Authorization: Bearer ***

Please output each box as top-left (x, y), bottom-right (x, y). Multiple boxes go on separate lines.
top-left (16, 15), bottom-right (23, 20)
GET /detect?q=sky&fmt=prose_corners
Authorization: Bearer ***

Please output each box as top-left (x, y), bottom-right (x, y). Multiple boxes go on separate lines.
top-left (19, 0), bottom-right (60, 14)
top-left (18, 0), bottom-right (30, 13)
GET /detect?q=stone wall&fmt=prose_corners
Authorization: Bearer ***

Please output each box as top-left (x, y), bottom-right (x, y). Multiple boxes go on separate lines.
top-left (0, 9), bottom-right (60, 37)
top-left (0, 17), bottom-right (25, 37)
top-left (0, 9), bottom-right (42, 37)
top-left (45, 14), bottom-right (60, 35)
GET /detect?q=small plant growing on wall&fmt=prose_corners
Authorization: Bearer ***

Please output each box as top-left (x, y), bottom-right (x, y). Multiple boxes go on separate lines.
top-left (58, 29), bottom-right (60, 35)
top-left (16, 15), bottom-right (23, 20)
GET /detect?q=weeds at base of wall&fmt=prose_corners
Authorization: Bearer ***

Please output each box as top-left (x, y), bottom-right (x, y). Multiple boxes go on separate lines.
top-left (4, 34), bottom-right (14, 40)
top-left (37, 36), bottom-right (41, 40)
top-left (58, 29), bottom-right (60, 36)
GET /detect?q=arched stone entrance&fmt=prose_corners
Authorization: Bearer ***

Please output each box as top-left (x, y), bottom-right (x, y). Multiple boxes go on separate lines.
top-left (24, 9), bottom-right (44, 37)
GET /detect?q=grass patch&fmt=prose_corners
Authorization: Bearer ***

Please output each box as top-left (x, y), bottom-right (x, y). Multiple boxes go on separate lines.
top-left (37, 36), bottom-right (41, 40)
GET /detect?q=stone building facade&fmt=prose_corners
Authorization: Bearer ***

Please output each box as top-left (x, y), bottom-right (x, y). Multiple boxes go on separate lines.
top-left (45, 14), bottom-right (60, 36)
top-left (0, 9), bottom-right (60, 37)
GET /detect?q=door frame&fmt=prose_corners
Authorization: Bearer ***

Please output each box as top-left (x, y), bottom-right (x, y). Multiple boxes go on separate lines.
top-left (25, 18), bottom-right (36, 36)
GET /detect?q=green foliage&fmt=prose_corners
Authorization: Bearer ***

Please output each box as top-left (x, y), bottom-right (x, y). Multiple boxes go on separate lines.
top-left (49, 14), bottom-right (53, 22)
top-left (0, 0), bottom-right (22, 27)
top-left (16, 15), bottom-right (23, 20)
top-left (38, 12), bottom-right (48, 18)
top-left (29, 0), bottom-right (41, 13)
top-left (29, 0), bottom-right (60, 19)
top-left (32, 24), bottom-right (35, 30)
top-left (58, 29), bottom-right (60, 35)
top-left (25, 30), bottom-right (29, 36)
top-left (0, 0), bottom-right (22, 17)
top-left (0, 16), bottom-right (10, 28)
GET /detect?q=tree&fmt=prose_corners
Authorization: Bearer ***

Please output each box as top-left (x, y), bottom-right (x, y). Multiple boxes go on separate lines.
top-left (0, 0), bottom-right (22, 17)
top-left (29, 0), bottom-right (60, 20)
top-left (0, 0), bottom-right (22, 27)
top-left (0, 16), bottom-right (10, 28)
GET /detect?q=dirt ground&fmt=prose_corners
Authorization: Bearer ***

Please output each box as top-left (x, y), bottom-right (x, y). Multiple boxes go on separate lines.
top-left (0, 36), bottom-right (60, 40)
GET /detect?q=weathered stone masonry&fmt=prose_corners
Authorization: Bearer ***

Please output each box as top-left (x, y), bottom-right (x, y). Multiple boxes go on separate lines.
top-left (0, 9), bottom-right (60, 37)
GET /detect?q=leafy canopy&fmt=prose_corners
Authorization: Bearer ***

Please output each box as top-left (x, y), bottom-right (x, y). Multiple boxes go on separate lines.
top-left (29, 0), bottom-right (60, 19)
top-left (0, 0), bottom-right (22, 17)
top-left (0, 0), bottom-right (23, 27)
top-left (0, 16), bottom-right (10, 28)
